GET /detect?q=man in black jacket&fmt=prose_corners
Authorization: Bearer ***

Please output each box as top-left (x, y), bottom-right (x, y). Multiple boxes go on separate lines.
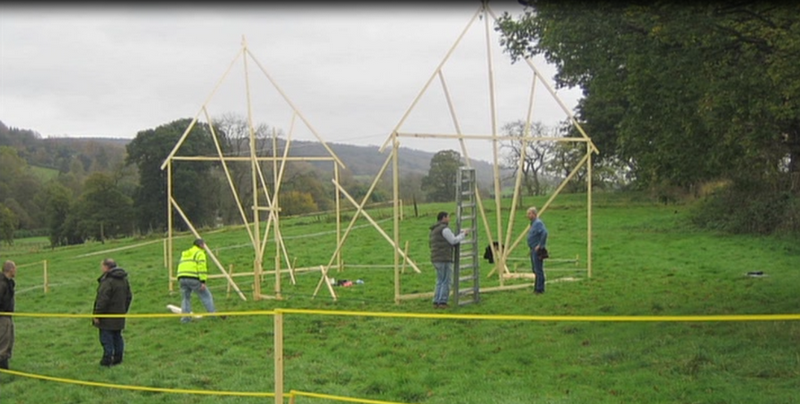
top-left (0, 260), bottom-right (17, 370)
top-left (93, 258), bottom-right (133, 367)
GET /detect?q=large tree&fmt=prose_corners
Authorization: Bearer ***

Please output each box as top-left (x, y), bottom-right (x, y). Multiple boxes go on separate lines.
top-left (421, 150), bottom-right (463, 202)
top-left (68, 172), bottom-right (134, 242)
top-left (498, 2), bottom-right (800, 232)
top-left (40, 182), bottom-right (74, 247)
top-left (500, 120), bottom-right (556, 196)
top-left (0, 204), bottom-right (18, 246)
top-left (212, 113), bottom-right (276, 224)
top-left (126, 119), bottom-right (219, 233)
top-left (498, 2), bottom-right (800, 189)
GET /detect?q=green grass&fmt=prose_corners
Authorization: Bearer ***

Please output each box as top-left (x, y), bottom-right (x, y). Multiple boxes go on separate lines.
top-left (2, 192), bottom-right (799, 403)
top-left (29, 165), bottom-right (59, 182)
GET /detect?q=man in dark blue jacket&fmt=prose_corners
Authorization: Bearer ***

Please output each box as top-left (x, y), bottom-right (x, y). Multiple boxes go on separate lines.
top-left (526, 207), bottom-right (549, 294)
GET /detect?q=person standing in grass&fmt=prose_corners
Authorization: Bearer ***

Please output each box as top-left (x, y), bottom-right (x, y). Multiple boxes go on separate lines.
top-left (429, 211), bottom-right (469, 309)
top-left (526, 207), bottom-right (548, 294)
top-left (0, 260), bottom-right (17, 370)
top-left (176, 239), bottom-right (223, 322)
top-left (92, 258), bottom-right (133, 367)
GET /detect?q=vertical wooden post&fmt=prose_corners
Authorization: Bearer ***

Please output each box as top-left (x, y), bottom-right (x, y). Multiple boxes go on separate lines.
top-left (274, 310), bottom-right (284, 404)
top-left (334, 163), bottom-right (343, 272)
top-left (244, 36), bottom-right (262, 301)
top-left (275, 255), bottom-right (281, 300)
top-left (483, 3), bottom-right (504, 290)
top-left (503, 72), bottom-right (537, 287)
top-left (587, 142), bottom-right (593, 278)
top-left (273, 130), bottom-right (282, 300)
top-left (392, 138), bottom-right (401, 304)
top-left (43, 260), bottom-right (49, 294)
top-left (167, 162), bottom-right (174, 292)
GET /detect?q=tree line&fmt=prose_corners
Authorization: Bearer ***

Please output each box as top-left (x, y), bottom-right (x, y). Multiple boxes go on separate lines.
top-left (2, 112), bottom-right (620, 247)
top-left (498, 1), bottom-right (800, 234)
top-left (0, 116), bottom-right (437, 247)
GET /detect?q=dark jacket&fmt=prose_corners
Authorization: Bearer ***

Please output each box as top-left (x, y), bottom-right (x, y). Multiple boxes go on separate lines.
top-left (483, 242), bottom-right (504, 264)
top-left (93, 267), bottom-right (133, 330)
top-left (0, 275), bottom-right (15, 318)
top-left (429, 221), bottom-right (455, 263)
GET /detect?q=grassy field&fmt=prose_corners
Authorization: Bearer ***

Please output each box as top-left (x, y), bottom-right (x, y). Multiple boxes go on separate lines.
top-left (28, 165), bottom-right (59, 182)
top-left (1, 192), bottom-right (798, 404)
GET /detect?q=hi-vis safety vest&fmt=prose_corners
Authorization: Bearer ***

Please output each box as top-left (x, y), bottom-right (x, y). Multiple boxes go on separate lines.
top-left (176, 245), bottom-right (208, 282)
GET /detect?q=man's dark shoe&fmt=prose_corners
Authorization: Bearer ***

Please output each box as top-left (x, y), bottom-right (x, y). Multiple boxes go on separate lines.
top-left (100, 355), bottom-right (113, 367)
top-left (0, 358), bottom-right (8, 370)
top-left (112, 353), bottom-right (123, 366)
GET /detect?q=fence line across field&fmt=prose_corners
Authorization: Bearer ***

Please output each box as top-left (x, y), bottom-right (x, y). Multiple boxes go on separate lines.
top-left (4, 308), bottom-right (799, 404)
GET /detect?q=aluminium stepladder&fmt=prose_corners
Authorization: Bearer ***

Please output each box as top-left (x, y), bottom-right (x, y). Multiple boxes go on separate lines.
top-left (453, 167), bottom-right (480, 306)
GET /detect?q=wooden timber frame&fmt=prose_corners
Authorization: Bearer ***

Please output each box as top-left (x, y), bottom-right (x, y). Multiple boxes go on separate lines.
top-left (160, 36), bottom-right (347, 301)
top-left (351, 2), bottom-right (600, 304)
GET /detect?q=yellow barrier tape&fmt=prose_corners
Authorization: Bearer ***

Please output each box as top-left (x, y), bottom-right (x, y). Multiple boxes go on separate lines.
top-left (275, 309), bottom-right (800, 322)
top-left (3, 309), bottom-right (799, 322)
top-left (291, 389), bottom-right (413, 404)
top-left (4, 311), bottom-right (274, 319)
top-left (0, 368), bottom-right (274, 397)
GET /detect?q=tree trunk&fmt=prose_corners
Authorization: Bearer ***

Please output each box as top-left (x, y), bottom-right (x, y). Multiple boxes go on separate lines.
top-left (786, 126), bottom-right (800, 193)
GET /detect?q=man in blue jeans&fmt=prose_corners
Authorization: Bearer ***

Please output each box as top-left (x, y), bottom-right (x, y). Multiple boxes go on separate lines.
top-left (429, 211), bottom-right (469, 309)
top-left (176, 239), bottom-right (224, 322)
top-left (526, 207), bottom-right (548, 294)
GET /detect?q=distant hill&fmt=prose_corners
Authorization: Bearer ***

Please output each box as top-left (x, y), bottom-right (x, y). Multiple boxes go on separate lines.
top-left (1, 118), bottom-right (510, 189)
top-left (281, 140), bottom-right (509, 188)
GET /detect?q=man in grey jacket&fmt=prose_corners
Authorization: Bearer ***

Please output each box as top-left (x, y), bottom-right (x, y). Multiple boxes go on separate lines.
top-left (429, 211), bottom-right (469, 309)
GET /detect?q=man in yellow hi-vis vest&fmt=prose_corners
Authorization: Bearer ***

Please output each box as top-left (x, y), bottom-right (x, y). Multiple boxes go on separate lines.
top-left (176, 239), bottom-right (223, 322)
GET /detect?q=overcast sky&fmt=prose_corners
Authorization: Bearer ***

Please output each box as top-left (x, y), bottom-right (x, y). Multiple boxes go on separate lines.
top-left (0, 2), bottom-right (582, 163)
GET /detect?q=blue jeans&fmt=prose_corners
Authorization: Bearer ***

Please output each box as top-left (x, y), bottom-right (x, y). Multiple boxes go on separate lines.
top-left (179, 277), bottom-right (217, 322)
top-left (99, 329), bottom-right (123, 358)
top-left (432, 262), bottom-right (453, 304)
top-left (531, 250), bottom-right (545, 293)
